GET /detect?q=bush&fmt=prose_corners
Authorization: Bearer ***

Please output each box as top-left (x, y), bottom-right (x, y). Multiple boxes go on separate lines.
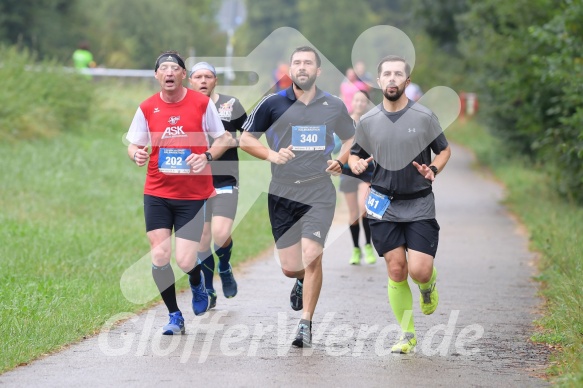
top-left (0, 45), bottom-right (94, 140)
top-left (457, 0), bottom-right (583, 203)
top-left (528, 4), bottom-right (583, 202)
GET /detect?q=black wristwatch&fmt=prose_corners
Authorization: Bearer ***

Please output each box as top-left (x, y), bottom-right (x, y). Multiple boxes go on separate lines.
top-left (204, 151), bottom-right (213, 162)
top-left (429, 165), bottom-right (438, 176)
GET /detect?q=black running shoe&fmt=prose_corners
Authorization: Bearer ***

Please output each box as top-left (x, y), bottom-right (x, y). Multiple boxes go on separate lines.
top-left (218, 264), bottom-right (238, 298)
top-left (292, 319), bottom-right (312, 348)
top-left (290, 279), bottom-right (303, 311)
top-left (208, 289), bottom-right (217, 309)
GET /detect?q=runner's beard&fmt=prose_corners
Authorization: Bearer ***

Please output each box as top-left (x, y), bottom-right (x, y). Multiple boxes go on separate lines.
top-left (292, 73), bottom-right (317, 91)
top-left (383, 84), bottom-right (405, 102)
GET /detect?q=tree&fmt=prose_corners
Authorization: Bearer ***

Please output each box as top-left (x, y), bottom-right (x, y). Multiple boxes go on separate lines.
top-left (78, 0), bottom-right (223, 68)
top-left (412, 0), bottom-right (468, 55)
top-left (297, 0), bottom-right (374, 73)
top-left (0, 0), bottom-right (82, 61)
top-left (457, 0), bottom-right (583, 202)
top-left (236, 0), bottom-right (299, 56)
top-left (528, 1), bottom-right (583, 200)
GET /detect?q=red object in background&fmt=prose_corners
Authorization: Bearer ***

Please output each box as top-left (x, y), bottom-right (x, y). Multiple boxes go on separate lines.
top-left (274, 63), bottom-right (292, 91)
top-left (459, 92), bottom-right (479, 117)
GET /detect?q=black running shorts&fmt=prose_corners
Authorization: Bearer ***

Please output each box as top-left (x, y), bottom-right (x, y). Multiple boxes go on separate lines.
top-left (204, 186), bottom-right (239, 221)
top-left (144, 194), bottom-right (206, 241)
top-left (368, 218), bottom-right (440, 258)
top-left (268, 178), bottom-right (336, 249)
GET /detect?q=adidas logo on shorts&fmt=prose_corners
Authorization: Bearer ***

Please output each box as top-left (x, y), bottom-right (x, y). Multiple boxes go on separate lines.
top-left (313, 231), bottom-right (321, 238)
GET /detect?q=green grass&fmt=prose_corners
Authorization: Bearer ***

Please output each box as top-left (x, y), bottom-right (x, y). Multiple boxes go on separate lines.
top-left (0, 45), bottom-right (94, 141)
top-left (447, 119), bottom-right (583, 386)
top-left (0, 81), bottom-right (273, 373)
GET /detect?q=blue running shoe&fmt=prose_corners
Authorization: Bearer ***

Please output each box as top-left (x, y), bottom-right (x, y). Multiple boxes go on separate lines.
top-left (219, 264), bottom-right (238, 298)
top-left (208, 289), bottom-right (217, 309)
top-left (290, 279), bottom-right (303, 311)
top-left (191, 273), bottom-right (210, 316)
top-left (162, 311), bottom-right (185, 335)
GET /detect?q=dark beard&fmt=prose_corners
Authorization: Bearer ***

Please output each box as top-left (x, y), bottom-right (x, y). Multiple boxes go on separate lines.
top-left (292, 74), bottom-right (317, 91)
top-left (383, 85), bottom-right (405, 102)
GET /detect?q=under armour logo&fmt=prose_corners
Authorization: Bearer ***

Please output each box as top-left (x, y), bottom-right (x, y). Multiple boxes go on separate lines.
top-left (408, 128), bottom-right (416, 133)
top-left (313, 231), bottom-right (321, 238)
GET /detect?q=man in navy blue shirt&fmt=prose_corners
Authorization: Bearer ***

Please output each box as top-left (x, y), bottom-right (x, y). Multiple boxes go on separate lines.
top-left (240, 46), bottom-right (355, 348)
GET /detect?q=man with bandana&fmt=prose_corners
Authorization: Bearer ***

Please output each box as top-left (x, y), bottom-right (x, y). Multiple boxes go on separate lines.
top-left (349, 55), bottom-right (451, 354)
top-left (240, 46), bottom-right (355, 348)
top-left (126, 51), bottom-right (235, 335)
top-left (188, 62), bottom-right (247, 309)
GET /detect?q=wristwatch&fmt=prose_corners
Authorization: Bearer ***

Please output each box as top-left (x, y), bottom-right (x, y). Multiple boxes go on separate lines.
top-left (429, 165), bottom-right (439, 176)
top-left (204, 151), bottom-right (213, 162)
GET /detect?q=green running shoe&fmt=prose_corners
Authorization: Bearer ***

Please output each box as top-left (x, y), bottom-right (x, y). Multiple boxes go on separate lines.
top-left (363, 244), bottom-right (376, 264)
top-left (419, 282), bottom-right (439, 315)
top-left (391, 332), bottom-right (417, 354)
top-left (349, 247), bottom-right (361, 265)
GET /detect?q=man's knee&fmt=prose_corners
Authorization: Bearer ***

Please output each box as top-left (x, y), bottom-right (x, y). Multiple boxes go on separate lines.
top-left (150, 245), bottom-right (171, 266)
top-left (384, 247), bottom-right (408, 280)
top-left (213, 229), bottom-right (232, 247)
top-left (175, 253), bottom-right (198, 272)
top-left (281, 268), bottom-right (304, 278)
top-left (302, 243), bottom-right (323, 269)
top-left (408, 254), bottom-right (434, 283)
top-left (212, 218), bottom-right (234, 247)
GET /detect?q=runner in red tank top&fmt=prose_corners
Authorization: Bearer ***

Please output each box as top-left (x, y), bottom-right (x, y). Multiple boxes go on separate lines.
top-left (126, 51), bottom-right (236, 335)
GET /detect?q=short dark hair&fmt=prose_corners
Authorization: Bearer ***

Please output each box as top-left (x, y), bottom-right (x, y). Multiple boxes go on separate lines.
top-left (290, 46), bottom-right (321, 67)
top-left (377, 55), bottom-right (411, 78)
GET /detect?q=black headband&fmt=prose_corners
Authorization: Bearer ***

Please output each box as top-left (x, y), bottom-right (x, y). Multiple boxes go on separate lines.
top-left (154, 53), bottom-right (186, 72)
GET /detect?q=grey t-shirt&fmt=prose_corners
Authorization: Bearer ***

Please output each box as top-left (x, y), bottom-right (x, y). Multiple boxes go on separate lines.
top-left (351, 100), bottom-right (449, 221)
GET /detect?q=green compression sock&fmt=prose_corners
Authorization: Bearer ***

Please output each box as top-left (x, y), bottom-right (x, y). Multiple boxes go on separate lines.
top-left (387, 278), bottom-right (415, 334)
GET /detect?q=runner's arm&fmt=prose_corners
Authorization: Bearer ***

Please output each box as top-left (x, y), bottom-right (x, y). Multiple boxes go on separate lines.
top-left (126, 107), bottom-right (150, 166)
top-left (128, 144), bottom-right (149, 167)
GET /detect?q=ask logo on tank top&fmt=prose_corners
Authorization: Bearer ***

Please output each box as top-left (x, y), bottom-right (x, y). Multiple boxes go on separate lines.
top-left (161, 116), bottom-right (186, 139)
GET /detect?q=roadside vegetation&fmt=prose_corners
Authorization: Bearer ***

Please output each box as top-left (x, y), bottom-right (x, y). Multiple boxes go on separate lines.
top-left (0, 47), bottom-right (272, 373)
top-left (447, 119), bottom-right (583, 386)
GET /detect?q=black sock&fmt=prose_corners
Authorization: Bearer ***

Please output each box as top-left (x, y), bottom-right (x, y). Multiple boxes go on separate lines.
top-left (215, 240), bottom-right (233, 272)
top-left (187, 264), bottom-right (202, 287)
top-left (199, 249), bottom-right (215, 290)
top-left (349, 222), bottom-right (360, 247)
top-left (152, 264), bottom-right (179, 313)
top-left (362, 217), bottom-right (371, 244)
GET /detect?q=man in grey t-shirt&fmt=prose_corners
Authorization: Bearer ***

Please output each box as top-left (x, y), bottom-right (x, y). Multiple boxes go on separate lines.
top-left (349, 55), bottom-right (451, 354)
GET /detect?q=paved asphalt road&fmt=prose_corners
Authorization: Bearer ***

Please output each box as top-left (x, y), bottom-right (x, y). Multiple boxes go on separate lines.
top-left (0, 144), bottom-right (549, 387)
